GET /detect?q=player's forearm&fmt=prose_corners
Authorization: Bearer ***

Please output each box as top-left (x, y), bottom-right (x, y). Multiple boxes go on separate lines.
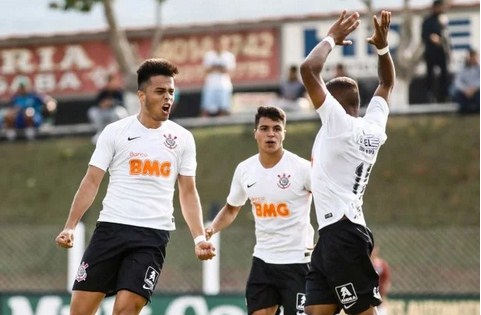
top-left (300, 40), bottom-right (332, 77)
top-left (180, 192), bottom-right (205, 238)
top-left (64, 177), bottom-right (99, 230)
top-left (210, 204), bottom-right (240, 234)
top-left (377, 52), bottom-right (395, 91)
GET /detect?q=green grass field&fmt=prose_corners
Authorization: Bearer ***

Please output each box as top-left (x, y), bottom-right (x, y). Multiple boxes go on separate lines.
top-left (0, 113), bottom-right (478, 227)
top-left (0, 113), bottom-right (478, 293)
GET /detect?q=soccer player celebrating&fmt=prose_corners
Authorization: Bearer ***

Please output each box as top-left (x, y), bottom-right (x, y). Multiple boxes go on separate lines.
top-left (55, 58), bottom-right (215, 315)
top-left (206, 106), bottom-right (314, 315)
top-left (300, 10), bottom-right (395, 315)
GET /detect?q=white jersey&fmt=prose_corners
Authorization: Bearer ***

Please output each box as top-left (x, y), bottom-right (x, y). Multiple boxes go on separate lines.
top-left (227, 150), bottom-right (313, 264)
top-left (311, 93), bottom-right (389, 230)
top-left (89, 115), bottom-right (197, 230)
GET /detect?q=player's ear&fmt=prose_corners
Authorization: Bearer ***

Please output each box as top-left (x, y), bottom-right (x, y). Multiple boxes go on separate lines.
top-left (137, 90), bottom-right (146, 105)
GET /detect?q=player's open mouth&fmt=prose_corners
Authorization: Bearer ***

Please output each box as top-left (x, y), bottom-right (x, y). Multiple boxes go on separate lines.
top-left (162, 104), bottom-right (171, 114)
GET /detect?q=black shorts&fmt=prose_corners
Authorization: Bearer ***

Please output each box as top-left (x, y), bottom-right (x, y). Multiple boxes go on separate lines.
top-left (72, 222), bottom-right (169, 302)
top-left (245, 256), bottom-right (309, 315)
top-left (305, 219), bottom-right (381, 314)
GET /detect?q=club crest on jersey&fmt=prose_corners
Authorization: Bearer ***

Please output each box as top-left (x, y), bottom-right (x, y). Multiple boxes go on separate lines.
top-left (163, 134), bottom-right (178, 149)
top-left (75, 261), bottom-right (89, 282)
top-left (277, 173), bottom-right (291, 189)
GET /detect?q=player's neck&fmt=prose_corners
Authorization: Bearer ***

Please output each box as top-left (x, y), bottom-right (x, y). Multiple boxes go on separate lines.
top-left (137, 113), bottom-right (164, 129)
top-left (259, 149), bottom-right (284, 169)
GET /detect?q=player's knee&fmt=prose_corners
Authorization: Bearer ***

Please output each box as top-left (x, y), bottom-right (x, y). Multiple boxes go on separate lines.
top-left (112, 303), bottom-right (144, 315)
top-left (112, 291), bottom-right (146, 315)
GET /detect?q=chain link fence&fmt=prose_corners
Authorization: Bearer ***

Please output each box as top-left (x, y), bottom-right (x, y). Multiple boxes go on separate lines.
top-left (0, 223), bottom-right (478, 295)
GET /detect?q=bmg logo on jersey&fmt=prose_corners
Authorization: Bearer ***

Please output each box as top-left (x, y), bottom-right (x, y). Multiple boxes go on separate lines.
top-left (129, 159), bottom-right (171, 177)
top-left (253, 202), bottom-right (290, 218)
top-left (335, 283), bottom-right (358, 309)
top-left (143, 266), bottom-right (159, 291)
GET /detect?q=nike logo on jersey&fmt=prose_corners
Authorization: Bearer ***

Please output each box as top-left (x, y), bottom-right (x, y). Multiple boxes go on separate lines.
top-left (247, 182), bottom-right (256, 188)
top-left (128, 136), bottom-right (141, 141)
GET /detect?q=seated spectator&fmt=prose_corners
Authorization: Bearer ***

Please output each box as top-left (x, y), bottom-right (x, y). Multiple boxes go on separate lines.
top-left (3, 82), bottom-right (56, 141)
top-left (277, 65), bottom-right (306, 111)
top-left (451, 48), bottom-right (480, 114)
top-left (88, 74), bottom-right (128, 144)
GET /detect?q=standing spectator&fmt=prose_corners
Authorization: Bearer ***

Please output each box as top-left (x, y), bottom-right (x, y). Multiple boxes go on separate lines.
top-left (88, 74), bottom-right (128, 144)
top-left (205, 106), bottom-right (313, 315)
top-left (421, 0), bottom-right (451, 103)
top-left (277, 65), bottom-right (306, 111)
top-left (300, 10), bottom-right (395, 315)
top-left (333, 63), bottom-right (348, 78)
top-left (451, 48), bottom-right (480, 114)
top-left (371, 246), bottom-right (392, 315)
top-left (3, 82), bottom-right (56, 141)
top-left (200, 40), bottom-right (236, 117)
top-left (55, 58), bottom-right (216, 315)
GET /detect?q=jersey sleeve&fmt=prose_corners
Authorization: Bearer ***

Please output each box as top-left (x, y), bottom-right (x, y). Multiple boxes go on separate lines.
top-left (301, 158), bottom-right (312, 192)
top-left (226, 164), bottom-right (248, 207)
top-left (178, 131), bottom-right (197, 176)
top-left (317, 92), bottom-right (353, 137)
top-left (89, 124), bottom-right (116, 171)
top-left (364, 96), bottom-right (390, 130)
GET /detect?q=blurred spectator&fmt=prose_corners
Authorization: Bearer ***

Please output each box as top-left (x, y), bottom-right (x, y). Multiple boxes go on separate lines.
top-left (200, 40), bottom-right (236, 117)
top-left (421, 0), bottom-right (451, 103)
top-left (331, 63), bottom-right (371, 107)
top-left (88, 74), bottom-right (128, 144)
top-left (3, 82), bottom-right (56, 141)
top-left (451, 49), bottom-right (480, 114)
top-left (334, 63), bottom-right (348, 78)
top-left (277, 65), bottom-right (306, 111)
top-left (372, 245), bottom-right (392, 315)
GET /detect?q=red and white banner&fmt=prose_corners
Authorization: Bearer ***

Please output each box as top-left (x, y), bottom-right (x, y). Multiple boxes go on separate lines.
top-left (0, 27), bottom-right (280, 101)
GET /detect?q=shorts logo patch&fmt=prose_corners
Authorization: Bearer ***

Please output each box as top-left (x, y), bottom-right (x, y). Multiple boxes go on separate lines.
top-left (142, 266), bottom-right (159, 291)
top-left (296, 293), bottom-right (306, 314)
top-left (335, 283), bottom-right (358, 309)
top-left (373, 286), bottom-right (382, 300)
top-left (75, 261), bottom-right (89, 282)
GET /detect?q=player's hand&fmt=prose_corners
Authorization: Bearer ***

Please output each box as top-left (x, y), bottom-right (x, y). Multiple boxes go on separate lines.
top-left (55, 228), bottom-right (74, 249)
top-left (195, 241), bottom-right (216, 260)
top-left (327, 10), bottom-right (361, 46)
top-left (367, 10), bottom-right (391, 49)
top-left (205, 227), bottom-right (214, 241)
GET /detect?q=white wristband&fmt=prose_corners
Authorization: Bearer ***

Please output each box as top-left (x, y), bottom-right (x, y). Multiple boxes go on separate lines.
top-left (377, 46), bottom-right (389, 55)
top-left (194, 235), bottom-right (206, 245)
top-left (322, 36), bottom-right (335, 49)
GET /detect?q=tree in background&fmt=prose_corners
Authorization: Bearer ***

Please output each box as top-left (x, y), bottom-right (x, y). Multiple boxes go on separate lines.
top-left (49, 0), bottom-right (166, 114)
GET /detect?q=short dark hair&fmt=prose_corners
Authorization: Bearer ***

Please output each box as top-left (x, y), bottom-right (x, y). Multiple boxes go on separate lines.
top-left (433, 0), bottom-right (443, 7)
top-left (137, 58), bottom-right (179, 90)
top-left (254, 106), bottom-right (286, 128)
top-left (326, 77), bottom-right (360, 110)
